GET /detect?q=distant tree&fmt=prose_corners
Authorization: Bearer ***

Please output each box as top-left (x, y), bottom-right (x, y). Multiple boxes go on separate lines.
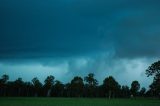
top-left (51, 80), bottom-right (64, 97)
top-left (84, 73), bottom-right (98, 97)
top-left (103, 76), bottom-right (121, 99)
top-left (70, 76), bottom-right (84, 97)
top-left (130, 81), bottom-right (140, 97)
top-left (44, 75), bottom-right (55, 97)
top-left (0, 73), bottom-right (153, 98)
top-left (63, 83), bottom-right (71, 97)
top-left (24, 82), bottom-right (34, 97)
top-left (0, 74), bottom-right (9, 96)
top-left (139, 87), bottom-right (146, 97)
top-left (84, 73), bottom-right (98, 87)
top-left (32, 77), bottom-right (42, 97)
top-left (0, 74), bottom-right (9, 84)
top-left (121, 85), bottom-right (130, 98)
top-left (146, 60), bottom-right (160, 97)
top-left (14, 78), bottom-right (24, 96)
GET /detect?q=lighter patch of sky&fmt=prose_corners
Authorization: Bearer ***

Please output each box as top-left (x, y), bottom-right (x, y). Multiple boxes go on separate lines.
top-left (0, 54), bottom-right (156, 88)
top-left (0, 62), bottom-right (69, 83)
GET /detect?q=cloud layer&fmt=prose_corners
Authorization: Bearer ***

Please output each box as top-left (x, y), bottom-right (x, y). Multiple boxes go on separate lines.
top-left (0, 54), bottom-right (156, 87)
top-left (1, 0), bottom-right (160, 58)
top-left (0, 0), bottom-right (160, 87)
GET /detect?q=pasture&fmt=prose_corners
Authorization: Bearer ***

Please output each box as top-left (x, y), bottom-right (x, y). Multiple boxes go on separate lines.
top-left (0, 98), bottom-right (160, 106)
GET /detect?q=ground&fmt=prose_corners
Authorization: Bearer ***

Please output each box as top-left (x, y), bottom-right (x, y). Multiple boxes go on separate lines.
top-left (0, 98), bottom-right (160, 106)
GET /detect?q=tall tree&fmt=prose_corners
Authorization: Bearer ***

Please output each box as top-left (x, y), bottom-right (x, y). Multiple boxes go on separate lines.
top-left (14, 78), bottom-right (24, 96)
top-left (70, 76), bottom-right (84, 97)
top-left (0, 74), bottom-right (9, 96)
top-left (149, 75), bottom-right (160, 97)
top-left (139, 87), bottom-right (146, 97)
top-left (121, 85), bottom-right (130, 98)
top-left (32, 77), bottom-right (42, 97)
top-left (84, 73), bottom-right (98, 97)
top-left (146, 60), bottom-right (160, 97)
top-left (103, 76), bottom-right (121, 99)
top-left (63, 83), bottom-right (71, 97)
top-left (51, 80), bottom-right (64, 97)
top-left (146, 60), bottom-right (160, 77)
top-left (130, 81), bottom-right (140, 97)
top-left (44, 75), bottom-right (55, 97)
top-left (24, 82), bottom-right (34, 97)
top-left (0, 74), bottom-right (9, 83)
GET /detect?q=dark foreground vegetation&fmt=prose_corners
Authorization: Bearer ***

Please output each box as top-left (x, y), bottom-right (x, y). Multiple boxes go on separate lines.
top-left (0, 97), bottom-right (160, 106)
top-left (0, 60), bottom-right (160, 98)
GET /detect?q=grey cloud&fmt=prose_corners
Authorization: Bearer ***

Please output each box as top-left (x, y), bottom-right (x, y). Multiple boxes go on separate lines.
top-left (0, 52), bottom-right (156, 87)
top-left (0, 0), bottom-right (160, 59)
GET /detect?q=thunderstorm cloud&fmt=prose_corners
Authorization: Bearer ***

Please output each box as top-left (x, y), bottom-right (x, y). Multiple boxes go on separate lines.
top-left (0, 0), bottom-right (160, 87)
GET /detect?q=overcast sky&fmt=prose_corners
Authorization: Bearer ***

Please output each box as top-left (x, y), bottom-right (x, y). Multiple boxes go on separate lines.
top-left (0, 0), bottom-right (160, 88)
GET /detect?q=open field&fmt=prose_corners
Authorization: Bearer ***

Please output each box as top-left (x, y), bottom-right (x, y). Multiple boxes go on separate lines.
top-left (0, 98), bottom-right (160, 106)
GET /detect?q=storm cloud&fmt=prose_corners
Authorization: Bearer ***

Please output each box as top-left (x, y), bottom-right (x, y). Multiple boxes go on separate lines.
top-left (0, 0), bottom-right (160, 87)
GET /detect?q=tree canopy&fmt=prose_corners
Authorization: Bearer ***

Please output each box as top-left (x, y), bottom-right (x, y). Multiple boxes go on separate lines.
top-left (146, 60), bottom-right (160, 97)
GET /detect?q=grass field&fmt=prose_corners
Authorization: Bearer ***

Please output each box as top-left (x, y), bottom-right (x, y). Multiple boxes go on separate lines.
top-left (0, 98), bottom-right (160, 106)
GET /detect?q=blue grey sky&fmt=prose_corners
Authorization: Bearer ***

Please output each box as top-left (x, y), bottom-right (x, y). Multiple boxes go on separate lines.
top-left (0, 0), bottom-right (160, 88)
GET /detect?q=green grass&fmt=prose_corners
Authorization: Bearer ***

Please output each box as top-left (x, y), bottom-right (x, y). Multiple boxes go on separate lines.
top-left (0, 97), bottom-right (160, 106)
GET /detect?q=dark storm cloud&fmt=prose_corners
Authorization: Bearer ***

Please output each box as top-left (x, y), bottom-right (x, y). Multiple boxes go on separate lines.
top-left (0, 0), bottom-right (160, 59)
top-left (1, 0), bottom-right (160, 87)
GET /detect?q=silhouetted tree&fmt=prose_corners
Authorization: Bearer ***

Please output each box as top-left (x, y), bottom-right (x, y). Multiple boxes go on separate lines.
top-left (84, 73), bottom-right (98, 97)
top-left (70, 76), bottom-right (84, 97)
top-left (14, 78), bottom-right (24, 96)
top-left (0, 74), bottom-right (9, 83)
top-left (51, 80), bottom-right (64, 97)
top-left (63, 83), bottom-right (71, 97)
top-left (130, 81), bottom-right (140, 97)
top-left (24, 82), bottom-right (34, 97)
top-left (44, 75), bottom-right (55, 97)
top-left (146, 60), bottom-right (160, 77)
top-left (0, 73), bottom-right (154, 98)
top-left (0, 74), bottom-right (9, 96)
top-left (139, 87), bottom-right (146, 97)
top-left (32, 77), bottom-right (42, 97)
top-left (121, 85), bottom-right (130, 98)
top-left (146, 60), bottom-right (160, 98)
top-left (103, 76), bottom-right (121, 99)
top-left (149, 75), bottom-right (160, 97)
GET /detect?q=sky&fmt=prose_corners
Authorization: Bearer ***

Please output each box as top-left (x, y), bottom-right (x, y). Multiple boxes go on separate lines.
top-left (0, 0), bottom-right (160, 88)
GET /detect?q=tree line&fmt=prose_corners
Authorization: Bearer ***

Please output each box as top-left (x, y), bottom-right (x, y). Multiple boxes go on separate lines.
top-left (0, 60), bottom-right (160, 98)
